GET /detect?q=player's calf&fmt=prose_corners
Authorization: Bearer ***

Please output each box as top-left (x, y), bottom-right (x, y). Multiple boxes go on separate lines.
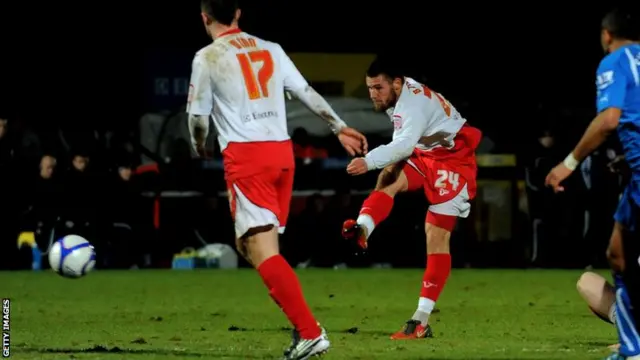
top-left (415, 216), bottom-right (454, 323)
top-left (607, 222), bottom-right (640, 358)
top-left (240, 225), bottom-right (279, 266)
top-left (241, 226), bottom-right (322, 341)
top-left (392, 213), bottom-right (455, 340)
top-left (620, 211), bottom-right (640, 351)
top-left (577, 272), bottom-right (617, 324)
top-left (235, 237), bottom-right (253, 266)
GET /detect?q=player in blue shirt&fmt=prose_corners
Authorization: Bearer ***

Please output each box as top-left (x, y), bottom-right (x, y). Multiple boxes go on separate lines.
top-left (545, 7), bottom-right (640, 360)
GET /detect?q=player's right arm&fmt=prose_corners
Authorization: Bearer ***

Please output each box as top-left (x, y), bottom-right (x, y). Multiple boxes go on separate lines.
top-left (363, 105), bottom-right (429, 171)
top-left (545, 57), bottom-right (628, 192)
top-left (566, 59), bottom-right (627, 162)
top-left (186, 54), bottom-right (214, 157)
top-left (276, 45), bottom-right (367, 155)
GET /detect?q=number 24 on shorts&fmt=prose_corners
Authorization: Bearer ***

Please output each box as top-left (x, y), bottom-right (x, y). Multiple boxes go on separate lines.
top-left (237, 50), bottom-right (274, 100)
top-left (435, 170), bottom-right (460, 191)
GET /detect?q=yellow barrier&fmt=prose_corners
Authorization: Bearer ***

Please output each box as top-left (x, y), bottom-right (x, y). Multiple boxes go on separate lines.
top-left (17, 232), bottom-right (36, 249)
top-left (288, 53), bottom-right (375, 97)
top-left (476, 154), bottom-right (517, 168)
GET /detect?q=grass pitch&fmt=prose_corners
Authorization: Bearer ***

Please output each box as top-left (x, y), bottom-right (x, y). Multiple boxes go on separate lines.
top-left (1, 269), bottom-right (616, 359)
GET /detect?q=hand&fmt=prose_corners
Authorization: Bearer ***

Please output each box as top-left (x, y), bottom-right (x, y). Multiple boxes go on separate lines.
top-left (192, 128), bottom-right (207, 158)
top-left (545, 163), bottom-right (573, 193)
top-left (195, 142), bottom-right (207, 158)
top-left (347, 158), bottom-right (368, 176)
top-left (608, 155), bottom-right (628, 174)
top-left (189, 115), bottom-right (209, 158)
top-left (337, 127), bottom-right (368, 156)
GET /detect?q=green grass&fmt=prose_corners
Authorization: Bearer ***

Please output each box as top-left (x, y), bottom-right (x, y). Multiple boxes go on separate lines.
top-left (1, 269), bottom-right (617, 359)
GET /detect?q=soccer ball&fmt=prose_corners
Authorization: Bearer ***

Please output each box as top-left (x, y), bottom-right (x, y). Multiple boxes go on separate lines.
top-left (48, 235), bottom-right (96, 278)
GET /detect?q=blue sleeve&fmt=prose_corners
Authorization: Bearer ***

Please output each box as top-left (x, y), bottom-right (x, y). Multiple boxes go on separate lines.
top-left (596, 58), bottom-right (627, 113)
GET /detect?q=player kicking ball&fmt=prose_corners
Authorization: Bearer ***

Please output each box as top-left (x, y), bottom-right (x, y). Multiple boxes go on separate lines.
top-left (545, 8), bottom-right (640, 360)
top-left (187, 1), bottom-right (368, 358)
top-left (342, 56), bottom-right (482, 339)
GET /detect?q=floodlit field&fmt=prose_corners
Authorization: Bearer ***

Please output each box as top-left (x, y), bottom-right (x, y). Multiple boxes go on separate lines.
top-left (1, 269), bottom-right (615, 359)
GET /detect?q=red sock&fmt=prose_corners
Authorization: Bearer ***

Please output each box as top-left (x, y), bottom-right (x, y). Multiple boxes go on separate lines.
top-left (257, 255), bottom-right (321, 339)
top-left (359, 191), bottom-right (394, 225)
top-left (420, 254), bottom-right (452, 301)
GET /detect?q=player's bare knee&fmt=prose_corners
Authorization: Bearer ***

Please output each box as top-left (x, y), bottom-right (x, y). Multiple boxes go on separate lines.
top-left (375, 164), bottom-right (401, 189)
top-left (235, 237), bottom-right (246, 255)
top-left (244, 224), bottom-right (275, 238)
top-left (243, 225), bottom-right (279, 267)
top-left (577, 272), bottom-right (595, 295)
top-left (235, 237), bottom-right (253, 266)
top-left (375, 163), bottom-right (408, 196)
top-left (425, 222), bottom-right (452, 254)
top-left (577, 272), bottom-right (588, 293)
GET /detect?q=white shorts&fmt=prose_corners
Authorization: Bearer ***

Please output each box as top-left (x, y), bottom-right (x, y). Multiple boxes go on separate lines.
top-left (231, 184), bottom-right (286, 239)
top-left (226, 169), bottom-right (294, 239)
top-left (428, 183), bottom-right (471, 218)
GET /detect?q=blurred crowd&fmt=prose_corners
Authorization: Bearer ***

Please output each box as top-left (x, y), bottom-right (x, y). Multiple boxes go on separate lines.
top-left (520, 117), bottom-right (626, 269)
top-left (0, 110), bottom-right (629, 271)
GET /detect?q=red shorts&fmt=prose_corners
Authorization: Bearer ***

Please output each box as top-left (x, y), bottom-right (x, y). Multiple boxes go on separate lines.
top-left (402, 125), bottom-right (480, 219)
top-left (226, 168), bottom-right (294, 239)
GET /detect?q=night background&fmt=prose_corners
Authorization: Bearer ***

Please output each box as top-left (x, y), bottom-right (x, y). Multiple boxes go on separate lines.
top-left (0, 2), bottom-right (626, 140)
top-left (0, 2), bottom-right (638, 359)
top-left (0, 0), bottom-right (636, 272)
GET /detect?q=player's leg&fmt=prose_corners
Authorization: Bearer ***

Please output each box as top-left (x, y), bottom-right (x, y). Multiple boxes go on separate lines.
top-left (342, 161), bottom-right (422, 248)
top-left (577, 271), bottom-right (617, 324)
top-left (229, 172), bottom-right (328, 358)
top-left (276, 168), bottom-right (331, 359)
top-left (607, 186), bottom-right (640, 359)
top-left (606, 222), bottom-right (640, 360)
top-left (390, 185), bottom-right (470, 340)
top-left (620, 212), bottom-right (640, 359)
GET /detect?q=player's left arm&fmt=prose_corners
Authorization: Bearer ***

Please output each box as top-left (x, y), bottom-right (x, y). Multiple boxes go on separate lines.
top-left (362, 109), bottom-right (428, 171)
top-left (186, 55), bottom-right (214, 157)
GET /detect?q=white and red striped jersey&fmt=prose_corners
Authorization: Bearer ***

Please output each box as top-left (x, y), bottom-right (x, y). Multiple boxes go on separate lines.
top-left (364, 77), bottom-right (468, 170)
top-left (186, 29), bottom-right (309, 180)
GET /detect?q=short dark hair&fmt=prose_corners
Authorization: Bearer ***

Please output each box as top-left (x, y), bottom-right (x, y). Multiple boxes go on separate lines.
top-left (201, 0), bottom-right (239, 26)
top-left (366, 55), bottom-right (405, 82)
top-left (602, 7), bottom-right (640, 41)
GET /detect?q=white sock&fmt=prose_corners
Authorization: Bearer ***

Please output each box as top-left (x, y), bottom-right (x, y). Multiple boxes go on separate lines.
top-left (356, 214), bottom-right (375, 239)
top-left (418, 297), bottom-right (435, 313)
top-left (412, 297), bottom-right (435, 325)
top-left (609, 302), bottom-right (617, 325)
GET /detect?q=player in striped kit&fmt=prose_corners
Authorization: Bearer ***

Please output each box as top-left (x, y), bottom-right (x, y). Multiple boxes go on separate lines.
top-left (343, 56), bottom-right (482, 339)
top-left (187, 1), bottom-right (367, 358)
